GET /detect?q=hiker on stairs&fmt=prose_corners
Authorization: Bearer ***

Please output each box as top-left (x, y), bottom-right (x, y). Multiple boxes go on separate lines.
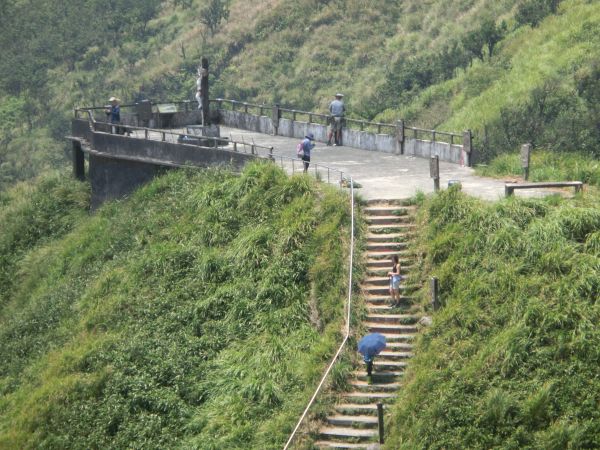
top-left (388, 254), bottom-right (402, 305)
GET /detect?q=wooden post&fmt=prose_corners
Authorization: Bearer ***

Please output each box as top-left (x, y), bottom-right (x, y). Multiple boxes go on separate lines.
top-left (200, 57), bottom-right (210, 125)
top-left (463, 129), bottom-right (472, 167)
top-left (431, 277), bottom-right (439, 311)
top-left (430, 155), bottom-right (440, 192)
top-left (397, 120), bottom-right (405, 155)
top-left (72, 140), bottom-right (85, 181)
top-left (521, 143), bottom-right (532, 181)
top-left (272, 104), bottom-right (280, 136)
top-left (377, 403), bottom-right (384, 444)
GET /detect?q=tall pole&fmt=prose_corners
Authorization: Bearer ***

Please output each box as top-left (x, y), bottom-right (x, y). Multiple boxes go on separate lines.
top-left (200, 57), bottom-right (210, 125)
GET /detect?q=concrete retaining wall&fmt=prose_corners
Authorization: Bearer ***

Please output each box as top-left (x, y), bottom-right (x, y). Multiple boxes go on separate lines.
top-left (217, 109), bottom-right (467, 163)
top-left (72, 123), bottom-right (257, 208)
top-left (220, 110), bottom-right (273, 134)
top-left (90, 132), bottom-right (254, 169)
top-left (405, 139), bottom-right (468, 165)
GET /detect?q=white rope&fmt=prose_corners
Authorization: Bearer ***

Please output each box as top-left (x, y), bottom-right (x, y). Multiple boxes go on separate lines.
top-left (283, 178), bottom-right (355, 450)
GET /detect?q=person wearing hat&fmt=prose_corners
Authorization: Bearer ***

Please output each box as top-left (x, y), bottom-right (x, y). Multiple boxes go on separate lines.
top-left (300, 132), bottom-right (316, 173)
top-left (105, 97), bottom-right (122, 133)
top-left (327, 93), bottom-right (346, 146)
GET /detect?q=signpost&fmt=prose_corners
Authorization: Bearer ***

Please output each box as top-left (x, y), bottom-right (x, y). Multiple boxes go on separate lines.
top-left (521, 143), bottom-right (532, 181)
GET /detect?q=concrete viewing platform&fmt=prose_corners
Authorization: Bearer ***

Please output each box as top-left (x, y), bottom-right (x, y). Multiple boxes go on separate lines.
top-left (218, 126), bottom-right (508, 201)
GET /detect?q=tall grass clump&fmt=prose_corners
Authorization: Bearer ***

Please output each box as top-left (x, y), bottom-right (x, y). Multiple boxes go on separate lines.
top-left (0, 162), bottom-right (356, 449)
top-left (385, 188), bottom-right (600, 449)
top-left (476, 150), bottom-right (600, 186)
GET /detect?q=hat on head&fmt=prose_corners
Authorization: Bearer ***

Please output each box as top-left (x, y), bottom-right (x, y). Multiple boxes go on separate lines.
top-left (335, 93), bottom-right (344, 97)
top-left (305, 132), bottom-right (315, 140)
top-left (109, 96), bottom-right (120, 102)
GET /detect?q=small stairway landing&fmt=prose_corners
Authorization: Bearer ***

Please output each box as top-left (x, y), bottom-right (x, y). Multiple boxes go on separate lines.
top-left (314, 200), bottom-right (422, 450)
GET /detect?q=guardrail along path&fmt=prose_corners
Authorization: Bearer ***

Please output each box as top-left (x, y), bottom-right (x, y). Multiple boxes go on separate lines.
top-left (314, 200), bottom-right (422, 449)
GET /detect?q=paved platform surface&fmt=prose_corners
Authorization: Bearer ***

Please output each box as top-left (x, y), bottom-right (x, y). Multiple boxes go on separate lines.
top-left (221, 126), bottom-right (510, 201)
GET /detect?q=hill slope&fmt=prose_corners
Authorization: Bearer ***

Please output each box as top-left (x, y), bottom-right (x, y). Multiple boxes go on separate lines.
top-left (385, 189), bottom-right (600, 448)
top-left (0, 163), bottom-right (354, 449)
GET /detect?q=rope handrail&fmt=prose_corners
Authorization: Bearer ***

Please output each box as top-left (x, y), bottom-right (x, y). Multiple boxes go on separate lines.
top-left (282, 178), bottom-right (355, 450)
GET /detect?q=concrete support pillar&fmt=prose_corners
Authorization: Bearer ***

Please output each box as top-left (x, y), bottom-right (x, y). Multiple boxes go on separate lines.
top-left (72, 140), bottom-right (85, 181)
top-left (462, 129), bottom-right (472, 167)
top-left (272, 104), bottom-right (281, 136)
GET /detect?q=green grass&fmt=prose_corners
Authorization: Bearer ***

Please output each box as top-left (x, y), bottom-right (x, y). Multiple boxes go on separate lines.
top-left (385, 188), bottom-right (600, 449)
top-left (476, 150), bottom-right (600, 186)
top-left (0, 162), bottom-right (356, 449)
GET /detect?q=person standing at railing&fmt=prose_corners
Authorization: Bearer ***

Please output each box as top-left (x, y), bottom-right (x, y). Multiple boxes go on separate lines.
top-left (104, 97), bottom-right (122, 134)
top-left (327, 93), bottom-right (345, 146)
top-left (300, 133), bottom-right (315, 173)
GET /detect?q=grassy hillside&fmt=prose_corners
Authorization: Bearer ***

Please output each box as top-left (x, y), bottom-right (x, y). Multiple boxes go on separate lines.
top-left (0, 163), bottom-right (356, 449)
top-left (385, 188), bottom-right (600, 448)
top-left (380, 0), bottom-right (600, 161)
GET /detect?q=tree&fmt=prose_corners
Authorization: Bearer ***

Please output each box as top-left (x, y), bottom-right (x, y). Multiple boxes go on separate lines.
top-left (199, 0), bottom-right (230, 37)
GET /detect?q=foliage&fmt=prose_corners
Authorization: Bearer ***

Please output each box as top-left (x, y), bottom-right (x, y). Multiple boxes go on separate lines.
top-left (385, 189), bottom-right (600, 449)
top-left (200, 0), bottom-right (231, 37)
top-left (476, 150), bottom-right (600, 186)
top-left (0, 163), bottom-right (354, 449)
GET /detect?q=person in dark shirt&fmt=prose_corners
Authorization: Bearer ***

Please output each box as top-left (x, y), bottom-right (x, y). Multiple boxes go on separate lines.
top-left (105, 96), bottom-right (122, 134)
top-left (327, 93), bottom-right (345, 146)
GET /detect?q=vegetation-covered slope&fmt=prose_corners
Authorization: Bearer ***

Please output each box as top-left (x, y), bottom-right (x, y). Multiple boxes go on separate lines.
top-left (386, 189), bottom-right (600, 449)
top-left (0, 163), bottom-right (354, 449)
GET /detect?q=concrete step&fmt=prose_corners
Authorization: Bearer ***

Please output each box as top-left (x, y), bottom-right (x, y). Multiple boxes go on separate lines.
top-left (363, 276), bottom-right (409, 286)
top-left (376, 333), bottom-right (416, 343)
top-left (366, 259), bottom-right (415, 269)
top-left (366, 232), bottom-right (413, 243)
top-left (365, 322), bottom-right (418, 334)
top-left (378, 350), bottom-right (413, 359)
top-left (365, 215), bottom-right (414, 225)
top-left (373, 360), bottom-right (409, 371)
top-left (364, 294), bottom-right (414, 305)
top-left (363, 205), bottom-right (416, 217)
top-left (318, 427), bottom-right (377, 441)
top-left (366, 313), bottom-right (420, 324)
top-left (353, 370), bottom-right (404, 381)
top-left (335, 403), bottom-right (379, 415)
top-left (343, 391), bottom-right (397, 403)
top-left (366, 199), bottom-right (414, 207)
top-left (326, 415), bottom-right (379, 427)
top-left (349, 380), bottom-right (401, 392)
top-left (314, 440), bottom-right (373, 449)
top-left (367, 223), bottom-right (416, 233)
top-left (367, 249), bottom-right (414, 260)
top-left (363, 285), bottom-right (415, 296)
top-left (366, 241), bottom-right (408, 252)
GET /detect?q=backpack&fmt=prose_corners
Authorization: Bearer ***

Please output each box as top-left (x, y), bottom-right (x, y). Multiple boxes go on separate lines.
top-left (296, 141), bottom-right (304, 157)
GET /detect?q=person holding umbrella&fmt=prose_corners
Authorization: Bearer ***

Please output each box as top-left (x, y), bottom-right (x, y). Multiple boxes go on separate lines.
top-left (358, 333), bottom-right (386, 384)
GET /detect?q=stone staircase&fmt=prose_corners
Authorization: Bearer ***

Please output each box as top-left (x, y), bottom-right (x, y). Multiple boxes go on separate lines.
top-left (314, 200), bottom-right (421, 449)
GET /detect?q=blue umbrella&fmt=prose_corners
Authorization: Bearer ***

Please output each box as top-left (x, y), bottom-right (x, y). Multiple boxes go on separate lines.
top-left (357, 333), bottom-right (387, 358)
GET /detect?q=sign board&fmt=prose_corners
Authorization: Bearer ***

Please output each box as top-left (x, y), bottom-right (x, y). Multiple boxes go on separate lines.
top-left (430, 155), bottom-right (439, 178)
top-left (156, 103), bottom-right (178, 114)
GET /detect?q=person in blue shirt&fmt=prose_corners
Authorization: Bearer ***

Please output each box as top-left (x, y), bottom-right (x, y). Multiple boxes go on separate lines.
top-left (301, 133), bottom-right (315, 173)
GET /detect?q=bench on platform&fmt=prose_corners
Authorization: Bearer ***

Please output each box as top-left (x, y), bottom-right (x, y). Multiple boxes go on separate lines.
top-left (505, 181), bottom-right (583, 197)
